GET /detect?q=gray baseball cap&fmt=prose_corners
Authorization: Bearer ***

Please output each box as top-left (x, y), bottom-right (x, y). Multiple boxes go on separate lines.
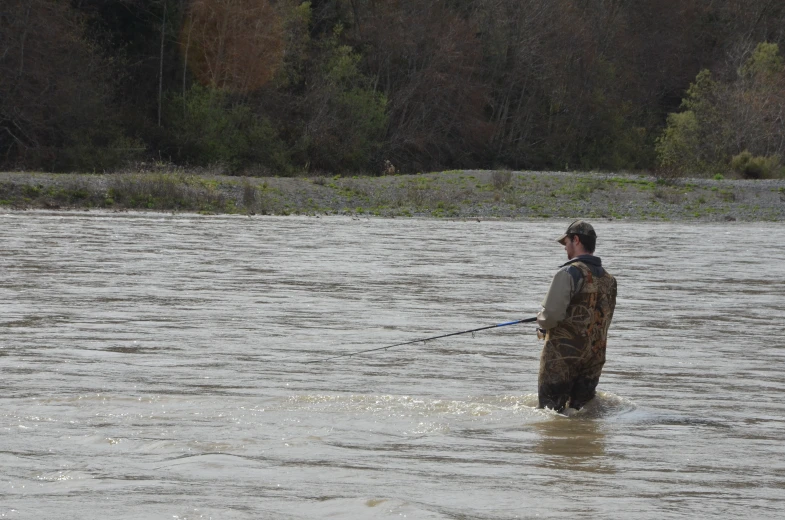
top-left (556, 220), bottom-right (596, 244)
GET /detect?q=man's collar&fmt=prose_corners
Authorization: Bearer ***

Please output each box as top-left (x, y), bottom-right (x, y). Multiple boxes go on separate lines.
top-left (561, 254), bottom-right (601, 268)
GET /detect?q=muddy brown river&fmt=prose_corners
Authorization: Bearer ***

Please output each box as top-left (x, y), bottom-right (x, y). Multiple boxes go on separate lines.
top-left (1, 212), bottom-right (784, 519)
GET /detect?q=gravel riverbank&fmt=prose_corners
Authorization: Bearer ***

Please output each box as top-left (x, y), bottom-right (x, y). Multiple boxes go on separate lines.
top-left (1, 169), bottom-right (784, 221)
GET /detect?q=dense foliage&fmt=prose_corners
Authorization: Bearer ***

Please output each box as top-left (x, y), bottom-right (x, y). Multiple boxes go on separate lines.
top-left (1, 0), bottom-right (784, 175)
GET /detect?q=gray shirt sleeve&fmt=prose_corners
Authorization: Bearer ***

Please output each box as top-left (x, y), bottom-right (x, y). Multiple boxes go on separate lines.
top-left (536, 269), bottom-right (575, 329)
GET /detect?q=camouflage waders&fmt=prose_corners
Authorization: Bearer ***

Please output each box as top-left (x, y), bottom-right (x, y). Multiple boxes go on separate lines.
top-left (538, 261), bottom-right (617, 412)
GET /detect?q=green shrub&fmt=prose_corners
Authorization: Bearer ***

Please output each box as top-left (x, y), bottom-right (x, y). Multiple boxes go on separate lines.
top-left (656, 110), bottom-right (702, 173)
top-left (738, 42), bottom-right (784, 79)
top-left (304, 33), bottom-right (389, 172)
top-left (330, 86), bottom-right (388, 170)
top-left (57, 133), bottom-right (145, 173)
top-left (164, 85), bottom-right (291, 174)
top-left (730, 151), bottom-right (781, 179)
top-left (655, 70), bottom-right (728, 175)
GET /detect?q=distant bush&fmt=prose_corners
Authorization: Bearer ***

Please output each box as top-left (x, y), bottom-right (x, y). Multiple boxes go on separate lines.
top-left (54, 133), bottom-right (145, 173)
top-left (730, 151), bottom-right (782, 179)
top-left (164, 85), bottom-right (291, 174)
top-left (303, 34), bottom-right (388, 172)
top-left (321, 85), bottom-right (388, 171)
top-left (655, 69), bottom-right (727, 175)
top-left (491, 170), bottom-right (512, 190)
top-left (656, 110), bottom-right (705, 174)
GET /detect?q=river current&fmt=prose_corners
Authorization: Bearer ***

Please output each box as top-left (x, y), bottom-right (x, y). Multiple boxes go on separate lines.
top-left (1, 212), bottom-right (784, 519)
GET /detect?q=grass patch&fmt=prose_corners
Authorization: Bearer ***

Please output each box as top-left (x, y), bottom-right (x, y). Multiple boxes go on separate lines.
top-left (106, 173), bottom-right (230, 212)
top-left (610, 177), bottom-right (656, 190)
top-left (553, 178), bottom-right (606, 200)
top-left (718, 189), bottom-right (736, 202)
top-left (653, 187), bottom-right (684, 204)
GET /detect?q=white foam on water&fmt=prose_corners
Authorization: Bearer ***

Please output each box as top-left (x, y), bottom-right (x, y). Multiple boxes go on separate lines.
top-left (297, 497), bottom-right (449, 519)
top-left (281, 391), bottom-right (635, 423)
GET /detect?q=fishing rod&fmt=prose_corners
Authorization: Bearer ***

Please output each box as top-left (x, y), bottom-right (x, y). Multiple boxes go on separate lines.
top-left (306, 317), bottom-right (538, 364)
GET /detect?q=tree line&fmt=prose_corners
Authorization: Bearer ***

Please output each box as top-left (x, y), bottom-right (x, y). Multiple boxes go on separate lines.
top-left (1, 0), bottom-right (784, 176)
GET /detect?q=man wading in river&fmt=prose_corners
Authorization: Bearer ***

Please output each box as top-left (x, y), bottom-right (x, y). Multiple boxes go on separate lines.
top-left (535, 220), bottom-right (617, 413)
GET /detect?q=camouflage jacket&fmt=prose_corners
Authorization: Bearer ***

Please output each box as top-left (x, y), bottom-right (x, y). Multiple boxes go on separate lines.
top-left (537, 255), bottom-right (616, 336)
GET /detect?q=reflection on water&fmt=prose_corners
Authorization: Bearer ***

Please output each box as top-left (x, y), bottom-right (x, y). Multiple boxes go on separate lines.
top-left (1, 212), bottom-right (785, 519)
top-left (533, 416), bottom-right (609, 472)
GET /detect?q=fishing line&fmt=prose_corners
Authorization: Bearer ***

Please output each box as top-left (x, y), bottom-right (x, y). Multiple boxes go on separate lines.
top-left (306, 317), bottom-right (537, 364)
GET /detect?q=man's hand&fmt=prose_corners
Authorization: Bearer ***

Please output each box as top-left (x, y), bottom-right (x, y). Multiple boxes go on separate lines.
top-left (537, 328), bottom-right (547, 340)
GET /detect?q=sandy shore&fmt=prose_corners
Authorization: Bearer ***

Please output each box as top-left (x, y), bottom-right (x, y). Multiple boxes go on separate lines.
top-left (1, 169), bottom-right (784, 221)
